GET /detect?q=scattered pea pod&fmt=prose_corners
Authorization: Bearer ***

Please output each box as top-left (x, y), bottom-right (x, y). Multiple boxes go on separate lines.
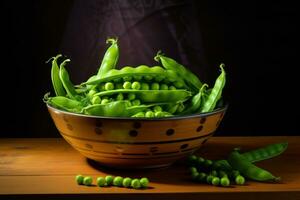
top-left (96, 38), bottom-right (119, 78)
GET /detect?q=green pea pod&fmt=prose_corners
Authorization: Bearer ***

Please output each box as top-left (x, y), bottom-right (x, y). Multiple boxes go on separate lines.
top-left (59, 59), bottom-right (78, 100)
top-left (46, 96), bottom-right (83, 113)
top-left (154, 51), bottom-right (202, 91)
top-left (97, 38), bottom-right (119, 78)
top-left (49, 54), bottom-right (66, 96)
top-left (181, 84), bottom-right (208, 115)
top-left (93, 89), bottom-right (192, 103)
top-left (83, 65), bottom-right (187, 88)
top-left (201, 64), bottom-right (226, 112)
top-left (228, 150), bottom-right (280, 182)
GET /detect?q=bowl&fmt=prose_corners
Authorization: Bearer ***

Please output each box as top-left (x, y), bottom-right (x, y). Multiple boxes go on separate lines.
top-left (47, 104), bottom-right (227, 169)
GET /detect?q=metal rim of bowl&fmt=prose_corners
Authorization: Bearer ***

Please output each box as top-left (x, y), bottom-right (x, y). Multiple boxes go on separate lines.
top-left (46, 103), bottom-right (228, 121)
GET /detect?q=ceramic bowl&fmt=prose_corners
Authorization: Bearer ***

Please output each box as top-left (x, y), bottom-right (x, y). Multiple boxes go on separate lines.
top-left (47, 104), bottom-right (227, 169)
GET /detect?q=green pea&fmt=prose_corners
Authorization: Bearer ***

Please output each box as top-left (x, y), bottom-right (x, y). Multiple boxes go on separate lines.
top-left (132, 81), bottom-right (141, 90)
top-left (114, 78), bottom-right (122, 83)
top-left (145, 111), bottom-right (154, 117)
top-left (105, 175), bottom-right (114, 186)
top-left (212, 177), bottom-right (220, 186)
top-left (174, 81), bottom-right (184, 88)
top-left (211, 170), bottom-right (218, 177)
top-left (191, 172), bottom-right (199, 180)
top-left (141, 83), bottom-right (150, 90)
top-left (133, 75), bottom-right (142, 81)
top-left (91, 96), bottom-right (101, 104)
top-left (98, 84), bottom-right (105, 91)
top-left (140, 177), bottom-right (149, 188)
top-left (88, 89), bottom-right (97, 97)
top-left (197, 157), bottom-right (205, 165)
top-left (155, 111), bottom-right (164, 118)
top-left (204, 159), bottom-right (213, 168)
top-left (101, 99), bottom-right (110, 105)
top-left (153, 105), bottom-right (162, 112)
top-left (220, 177), bottom-right (230, 187)
top-left (132, 112), bottom-right (145, 117)
top-left (218, 170), bottom-right (228, 178)
top-left (154, 75), bottom-right (164, 82)
top-left (235, 175), bottom-right (245, 185)
top-left (196, 172), bottom-right (207, 182)
top-left (123, 76), bottom-right (132, 82)
top-left (75, 175), bottom-right (84, 185)
top-left (132, 99), bottom-right (141, 106)
top-left (160, 84), bottom-right (169, 90)
top-left (230, 170), bottom-right (240, 179)
top-left (189, 167), bottom-right (198, 174)
top-left (105, 82), bottom-right (114, 90)
top-left (83, 176), bottom-right (93, 186)
top-left (188, 155), bottom-right (198, 164)
top-left (128, 93), bottom-right (136, 100)
top-left (131, 179), bottom-right (141, 189)
top-left (144, 75), bottom-right (153, 81)
top-left (122, 177), bottom-right (132, 188)
top-left (126, 101), bottom-right (132, 107)
top-left (116, 83), bottom-right (123, 89)
top-left (206, 175), bottom-right (214, 184)
top-left (113, 176), bottom-right (123, 187)
top-left (169, 85), bottom-right (177, 90)
top-left (123, 81), bottom-right (132, 89)
top-left (150, 82), bottom-right (160, 90)
top-left (116, 93), bottom-right (124, 101)
top-left (96, 177), bottom-right (106, 187)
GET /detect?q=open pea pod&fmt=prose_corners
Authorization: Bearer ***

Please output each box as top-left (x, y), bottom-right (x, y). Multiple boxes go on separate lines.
top-left (83, 65), bottom-right (187, 88)
top-left (93, 89), bottom-right (192, 103)
top-left (154, 52), bottom-right (202, 91)
top-left (83, 101), bottom-right (169, 117)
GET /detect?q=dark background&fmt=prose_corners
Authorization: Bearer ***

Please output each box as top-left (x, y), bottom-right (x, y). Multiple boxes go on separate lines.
top-left (0, 0), bottom-right (298, 137)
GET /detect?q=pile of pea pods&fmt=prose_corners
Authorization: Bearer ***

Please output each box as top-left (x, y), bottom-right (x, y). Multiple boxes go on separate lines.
top-left (44, 38), bottom-right (226, 118)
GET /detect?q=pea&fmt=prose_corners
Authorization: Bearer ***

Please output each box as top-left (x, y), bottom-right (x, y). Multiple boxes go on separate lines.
top-left (123, 76), bottom-right (132, 82)
top-left (212, 177), bottom-right (220, 186)
top-left (131, 179), bottom-right (141, 189)
top-left (132, 99), bottom-right (141, 106)
top-left (122, 177), bottom-right (132, 188)
top-left (113, 176), bottom-right (123, 187)
top-left (114, 78), bottom-right (122, 83)
top-left (160, 84), bottom-right (169, 90)
top-left (196, 172), bottom-right (207, 182)
top-left (169, 85), bottom-right (177, 90)
top-left (220, 177), bottom-right (230, 187)
top-left (98, 83), bottom-right (105, 91)
top-left (144, 75), bottom-right (153, 81)
top-left (105, 82), bottom-right (114, 90)
top-left (91, 96), bottom-right (101, 104)
top-left (145, 111), bottom-right (154, 117)
top-left (155, 111), bottom-right (164, 118)
top-left (105, 175), bottom-right (114, 186)
top-left (151, 83), bottom-right (160, 90)
top-left (101, 99), bottom-right (110, 105)
top-left (141, 83), bottom-right (150, 90)
top-left (191, 172), bottom-right (199, 180)
top-left (123, 81), bottom-right (132, 89)
top-left (75, 175), bottom-right (84, 185)
top-left (128, 93), bottom-right (136, 100)
top-left (132, 81), bottom-right (141, 90)
top-left (206, 175), bottom-right (214, 184)
top-left (197, 157), bottom-right (205, 165)
top-left (235, 175), bottom-right (245, 185)
top-left (189, 167), bottom-right (198, 174)
top-left (126, 101), bottom-right (132, 107)
top-left (211, 170), bottom-right (218, 177)
top-left (230, 170), bottom-right (240, 179)
top-left (116, 93), bottom-right (124, 101)
top-left (116, 83), bottom-right (123, 89)
top-left (132, 112), bottom-right (145, 117)
top-left (218, 170), bottom-right (228, 178)
top-left (154, 75), bottom-right (164, 82)
top-left (153, 105), bottom-right (162, 112)
top-left (83, 176), bottom-right (93, 186)
top-left (188, 155), bottom-right (198, 164)
top-left (87, 89), bottom-right (97, 97)
top-left (174, 81), bottom-right (184, 88)
top-left (204, 159), bottom-right (213, 168)
top-left (140, 177), bottom-right (149, 188)
top-left (97, 177), bottom-right (106, 187)
top-left (133, 75), bottom-right (142, 81)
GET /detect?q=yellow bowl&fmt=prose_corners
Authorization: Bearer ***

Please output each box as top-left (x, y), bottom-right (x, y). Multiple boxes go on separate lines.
top-left (47, 104), bottom-right (227, 169)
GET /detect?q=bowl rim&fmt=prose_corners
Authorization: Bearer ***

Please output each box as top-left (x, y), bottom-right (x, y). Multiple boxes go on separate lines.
top-left (46, 103), bottom-right (228, 121)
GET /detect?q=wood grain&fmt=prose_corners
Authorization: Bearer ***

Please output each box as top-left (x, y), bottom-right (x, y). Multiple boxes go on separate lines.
top-left (0, 136), bottom-right (300, 200)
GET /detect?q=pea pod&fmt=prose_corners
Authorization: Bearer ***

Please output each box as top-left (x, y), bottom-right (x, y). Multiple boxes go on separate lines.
top-left (83, 65), bottom-right (186, 88)
top-left (49, 54), bottom-right (66, 96)
top-left (228, 150), bottom-right (280, 182)
top-left (201, 64), bottom-right (226, 112)
top-left (181, 84), bottom-right (208, 115)
top-left (97, 38), bottom-right (119, 78)
top-left (93, 89), bottom-right (192, 103)
top-left (154, 51), bottom-right (202, 91)
top-left (46, 96), bottom-right (83, 113)
top-left (59, 59), bottom-right (79, 100)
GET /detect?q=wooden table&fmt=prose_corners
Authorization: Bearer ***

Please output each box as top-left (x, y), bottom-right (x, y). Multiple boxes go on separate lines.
top-left (0, 136), bottom-right (299, 200)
